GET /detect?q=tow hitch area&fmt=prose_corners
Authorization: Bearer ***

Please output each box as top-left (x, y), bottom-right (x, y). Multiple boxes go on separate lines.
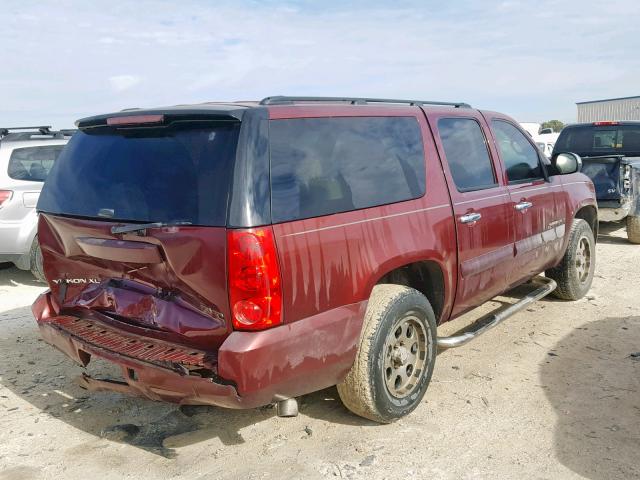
top-left (76, 373), bottom-right (143, 397)
top-left (437, 276), bottom-right (557, 349)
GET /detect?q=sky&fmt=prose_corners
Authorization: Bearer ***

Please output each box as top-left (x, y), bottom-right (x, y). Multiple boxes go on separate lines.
top-left (1, 0), bottom-right (639, 129)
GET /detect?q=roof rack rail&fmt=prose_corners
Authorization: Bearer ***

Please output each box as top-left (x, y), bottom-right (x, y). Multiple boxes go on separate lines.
top-left (259, 96), bottom-right (471, 108)
top-left (0, 125), bottom-right (52, 136)
top-left (0, 126), bottom-right (76, 141)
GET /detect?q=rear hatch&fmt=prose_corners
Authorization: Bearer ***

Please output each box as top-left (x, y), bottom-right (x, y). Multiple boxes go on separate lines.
top-left (37, 116), bottom-right (241, 351)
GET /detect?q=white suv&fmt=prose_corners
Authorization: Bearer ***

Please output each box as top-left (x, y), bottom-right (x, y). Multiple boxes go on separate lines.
top-left (0, 126), bottom-right (72, 280)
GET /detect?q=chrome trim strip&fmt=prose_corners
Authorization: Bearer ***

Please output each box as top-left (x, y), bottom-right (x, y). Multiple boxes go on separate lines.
top-left (280, 204), bottom-right (451, 237)
top-left (453, 193), bottom-right (509, 206)
top-left (562, 181), bottom-right (591, 187)
top-left (509, 185), bottom-right (551, 195)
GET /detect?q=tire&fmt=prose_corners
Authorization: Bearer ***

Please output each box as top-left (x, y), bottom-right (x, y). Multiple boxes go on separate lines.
top-left (29, 236), bottom-right (46, 283)
top-left (627, 215), bottom-right (640, 244)
top-left (337, 284), bottom-right (437, 423)
top-left (546, 218), bottom-right (595, 300)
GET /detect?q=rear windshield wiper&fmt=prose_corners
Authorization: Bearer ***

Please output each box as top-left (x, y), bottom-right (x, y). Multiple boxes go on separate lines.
top-left (111, 221), bottom-right (192, 235)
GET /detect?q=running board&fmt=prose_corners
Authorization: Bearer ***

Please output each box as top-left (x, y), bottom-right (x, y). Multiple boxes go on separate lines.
top-left (437, 277), bottom-right (557, 349)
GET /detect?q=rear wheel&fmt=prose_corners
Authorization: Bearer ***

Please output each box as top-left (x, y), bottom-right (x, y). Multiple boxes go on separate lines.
top-left (627, 215), bottom-right (640, 244)
top-left (29, 237), bottom-right (45, 283)
top-left (337, 284), bottom-right (437, 423)
top-left (546, 219), bottom-right (595, 300)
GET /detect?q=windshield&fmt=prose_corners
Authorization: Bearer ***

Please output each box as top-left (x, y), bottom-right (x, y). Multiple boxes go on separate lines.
top-left (554, 125), bottom-right (640, 157)
top-left (37, 122), bottom-right (240, 226)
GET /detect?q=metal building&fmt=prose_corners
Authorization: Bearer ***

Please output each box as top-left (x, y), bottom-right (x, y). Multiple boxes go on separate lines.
top-left (576, 95), bottom-right (640, 122)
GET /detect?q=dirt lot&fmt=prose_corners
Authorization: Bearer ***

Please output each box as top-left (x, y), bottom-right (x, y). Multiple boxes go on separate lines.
top-left (0, 222), bottom-right (638, 480)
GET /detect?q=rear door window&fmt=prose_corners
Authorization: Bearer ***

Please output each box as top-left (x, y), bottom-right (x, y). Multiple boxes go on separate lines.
top-left (269, 117), bottom-right (425, 223)
top-left (37, 122), bottom-right (240, 226)
top-left (491, 120), bottom-right (543, 182)
top-left (8, 145), bottom-right (65, 181)
top-left (437, 118), bottom-right (497, 191)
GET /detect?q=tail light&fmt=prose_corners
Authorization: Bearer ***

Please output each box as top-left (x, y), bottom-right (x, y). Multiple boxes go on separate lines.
top-left (227, 227), bottom-right (282, 331)
top-left (623, 165), bottom-right (632, 191)
top-left (593, 121), bottom-right (619, 126)
top-left (0, 190), bottom-right (12, 207)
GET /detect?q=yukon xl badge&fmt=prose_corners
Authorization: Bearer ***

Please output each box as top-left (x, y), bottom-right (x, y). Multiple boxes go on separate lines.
top-left (52, 278), bottom-right (100, 285)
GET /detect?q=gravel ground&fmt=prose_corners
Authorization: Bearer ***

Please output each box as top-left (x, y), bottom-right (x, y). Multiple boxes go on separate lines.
top-left (0, 222), bottom-right (638, 480)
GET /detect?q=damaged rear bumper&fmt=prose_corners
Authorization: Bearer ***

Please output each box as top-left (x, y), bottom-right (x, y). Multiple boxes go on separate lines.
top-left (33, 291), bottom-right (366, 409)
top-left (597, 199), bottom-right (633, 222)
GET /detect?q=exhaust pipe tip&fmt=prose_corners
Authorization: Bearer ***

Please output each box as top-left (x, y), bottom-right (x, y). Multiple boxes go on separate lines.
top-left (276, 398), bottom-right (299, 417)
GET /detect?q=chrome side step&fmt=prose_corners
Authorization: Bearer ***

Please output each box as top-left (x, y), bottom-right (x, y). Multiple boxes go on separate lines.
top-left (437, 276), bottom-right (557, 349)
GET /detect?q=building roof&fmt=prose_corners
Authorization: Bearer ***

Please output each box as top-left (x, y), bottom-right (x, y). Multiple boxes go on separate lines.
top-left (576, 95), bottom-right (640, 105)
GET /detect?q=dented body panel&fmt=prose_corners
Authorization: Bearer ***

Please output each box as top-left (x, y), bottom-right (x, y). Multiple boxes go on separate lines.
top-left (38, 214), bottom-right (230, 349)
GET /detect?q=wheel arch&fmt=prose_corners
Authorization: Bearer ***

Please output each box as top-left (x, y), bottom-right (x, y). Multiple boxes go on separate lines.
top-left (372, 259), bottom-right (448, 324)
top-left (575, 204), bottom-right (598, 239)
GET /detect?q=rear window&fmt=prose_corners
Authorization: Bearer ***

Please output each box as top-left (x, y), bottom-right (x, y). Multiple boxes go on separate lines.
top-left (8, 145), bottom-right (65, 181)
top-left (37, 122), bottom-right (240, 226)
top-left (438, 118), bottom-right (497, 191)
top-left (554, 125), bottom-right (640, 157)
top-left (269, 117), bottom-right (425, 223)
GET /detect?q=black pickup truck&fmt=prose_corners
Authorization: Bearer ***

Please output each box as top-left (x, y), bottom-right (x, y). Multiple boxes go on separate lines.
top-left (553, 121), bottom-right (640, 243)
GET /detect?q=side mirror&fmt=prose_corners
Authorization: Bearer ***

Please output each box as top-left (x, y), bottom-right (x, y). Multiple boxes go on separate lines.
top-left (553, 152), bottom-right (582, 175)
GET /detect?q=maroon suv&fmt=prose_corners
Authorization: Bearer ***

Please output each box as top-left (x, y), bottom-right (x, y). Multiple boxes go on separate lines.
top-left (32, 96), bottom-right (597, 422)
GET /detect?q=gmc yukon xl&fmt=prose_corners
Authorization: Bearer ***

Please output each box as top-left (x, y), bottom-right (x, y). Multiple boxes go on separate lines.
top-left (32, 96), bottom-right (597, 423)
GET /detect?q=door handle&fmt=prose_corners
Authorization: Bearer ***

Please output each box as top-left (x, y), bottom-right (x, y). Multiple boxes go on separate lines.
top-left (515, 201), bottom-right (533, 211)
top-left (459, 212), bottom-right (482, 224)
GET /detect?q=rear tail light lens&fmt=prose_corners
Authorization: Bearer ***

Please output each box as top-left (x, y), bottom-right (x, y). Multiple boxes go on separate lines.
top-left (227, 227), bottom-right (282, 331)
top-left (0, 190), bottom-right (13, 207)
top-left (593, 121), bottom-right (619, 126)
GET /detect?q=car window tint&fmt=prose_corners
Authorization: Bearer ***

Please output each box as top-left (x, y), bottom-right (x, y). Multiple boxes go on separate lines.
top-left (554, 125), bottom-right (640, 157)
top-left (8, 145), bottom-right (65, 181)
top-left (437, 118), bottom-right (496, 191)
top-left (38, 124), bottom-right (240, 226)
top-left (491, 120), bottom-right (542, 182)
top-left (269, 117), bottom-right (425, 223)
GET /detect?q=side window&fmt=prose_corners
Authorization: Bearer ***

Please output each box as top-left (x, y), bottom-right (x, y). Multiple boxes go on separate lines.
top-left (491, 120), bottom-right (543, 182)
top-left (437, 118), bottom-right (497, 192)
top-left (8, 145), bottom-right (65, 181)
top-left (269, 117), bottom-right (426, 223)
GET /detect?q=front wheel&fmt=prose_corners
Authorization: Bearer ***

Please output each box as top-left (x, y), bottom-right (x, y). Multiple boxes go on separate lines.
top-left (546, 218), bottom-right (596, 300)
top-left (627, 215), bottom-right (640, 244)
top-left (337, 284), bottom-right (437, 423)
